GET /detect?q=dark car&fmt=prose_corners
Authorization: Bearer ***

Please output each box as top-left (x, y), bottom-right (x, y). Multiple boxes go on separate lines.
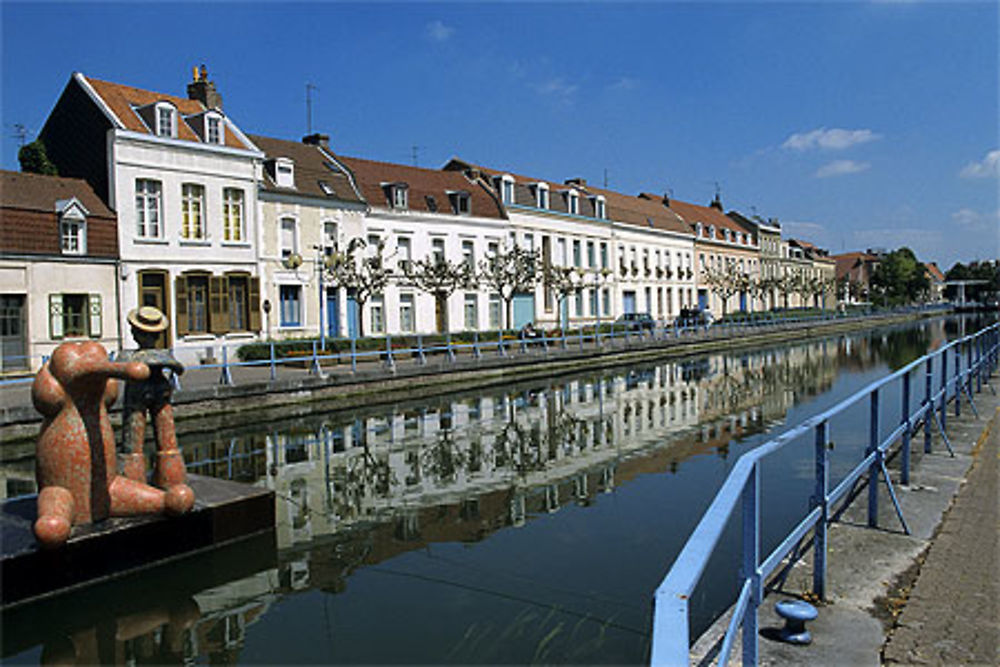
top-left (674, 308), bottom-right (714, 327)
top-left (615, 312), bottom-right (656, 331)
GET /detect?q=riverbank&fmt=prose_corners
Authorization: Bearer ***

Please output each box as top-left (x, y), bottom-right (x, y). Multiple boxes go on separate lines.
top-left (0, 312), bottom-right (941, 455)
top-left (689, 354), bottom-right (999, 666)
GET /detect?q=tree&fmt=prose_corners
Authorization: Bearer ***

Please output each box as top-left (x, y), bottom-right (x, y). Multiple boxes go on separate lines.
top-left (945, 260), bottom-right (1000, 303)
top-left (702, 265), bottom-right (741, 318)
top-left (870, 247), bottom-right (929, 306)
top-left (402, 256), bottom-right (474, 334)
top-left (542, 264), bottom-right (584, 329)
top-left (478, 246), bottom-right (540, 330)
top-left (18, 139), bottom-right (58, 175)
top-left (325, 237), bottom-right (393, 338)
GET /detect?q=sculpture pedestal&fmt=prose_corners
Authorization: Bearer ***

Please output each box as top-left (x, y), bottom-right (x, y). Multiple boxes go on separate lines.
top-left (0, 475), bottom-right (274, 608)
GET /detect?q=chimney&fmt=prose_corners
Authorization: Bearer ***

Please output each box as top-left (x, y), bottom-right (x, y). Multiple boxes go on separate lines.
top-left (663, 192), bottom-right (671, 207)
top-left (187, 64), bottom-right (223, 110)
top-left (302, 133), bottom-right (330, 149)
top-left (564, 177), bottom-right (587, 187)
top-left (710, 194), bottom-right (723, 211)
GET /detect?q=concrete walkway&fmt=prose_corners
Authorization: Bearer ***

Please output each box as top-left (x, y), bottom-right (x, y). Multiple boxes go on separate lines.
top-left (691, 367), bottom-right (999, 666)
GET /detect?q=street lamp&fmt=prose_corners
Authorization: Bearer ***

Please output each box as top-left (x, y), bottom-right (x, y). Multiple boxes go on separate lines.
top-left (313, 244), bottom-right (337, 350)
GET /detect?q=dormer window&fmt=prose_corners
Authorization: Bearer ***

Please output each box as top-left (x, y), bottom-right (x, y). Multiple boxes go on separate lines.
top-left (155, 102), bottom-right (176, 138)
top-left (708, 224), bottom-right (716, 239)
top-left (535, 182), bottom-right (549, 209)
top-left (724, 229), bottom-right (732, 242)
top-left (593, 195), bottom-right (606, 219)
top-left (449, 191), bottom-right (471, 215)
top-left (275, 158), bottom-right (295, 188)
top-left (695, 222), bottom-right (704, 237)
top-left (56, 198), bottom-right (88, 255)
top-left (385, 183), bottom-right (408, 209)
top-left (497, 174), bottom-right (515, 204)
top-left (205, 113), bottom-right (224, 144)
top-left (318, 181), bottom-right (335, 196)
top-left (566, 189), bottom-right (579, 215)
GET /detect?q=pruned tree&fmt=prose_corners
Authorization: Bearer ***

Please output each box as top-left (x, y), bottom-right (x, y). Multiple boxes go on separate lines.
top-left (702, 265), bottom-right (741, 318)
top-left (325, 237), bottom-right (393, 338)
top-left (478, 246), bottom-right (540, 330)
top-left (542, 264), bottom-right (584, 329)
top-left (402, 256), bottom-right (475, 333)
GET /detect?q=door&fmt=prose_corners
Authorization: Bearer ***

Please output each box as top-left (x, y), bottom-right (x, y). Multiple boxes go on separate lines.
top-left (346, 291), bottom-right (359, 339)
top-left (739, 292), bottom-right (747, 312)
top-left (138, 270), bottom-right (169, 348)
top-left (698, 290), bottom-right (709, 311)
top-left (512, 293), bottom-right (535, 330)
top-left (0, 295), bottom-right (26, 371)
top-left (622, 291), bottom-right (637, 315)
top-left (326, 289), bottom-right (339, 338)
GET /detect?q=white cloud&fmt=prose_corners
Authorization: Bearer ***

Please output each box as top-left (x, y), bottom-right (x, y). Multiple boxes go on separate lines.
top-left (782, 127), bottom-right (881, 151)
top-left (425, 20), bottom-right (454, 42)
top-left (951, 208), bottom-right (982, 227)
top-left (607, 77), bottom-right (639, 92)
top-left (958, 149), bottom-right (1000, 178)
top-left (815, 160), bottom-right (870, 178)
top-left (951, 207), bottom-right (1000, 231)
top-left (534, 77), bottom-right (579, 99)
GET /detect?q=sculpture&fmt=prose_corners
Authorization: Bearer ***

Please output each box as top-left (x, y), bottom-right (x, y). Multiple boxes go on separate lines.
top-left (32, 307), bottom-right (195, 548)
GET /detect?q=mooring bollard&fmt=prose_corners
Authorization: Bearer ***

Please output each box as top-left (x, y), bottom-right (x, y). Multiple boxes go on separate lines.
top-left (775, 600), bottom-right (818, 645)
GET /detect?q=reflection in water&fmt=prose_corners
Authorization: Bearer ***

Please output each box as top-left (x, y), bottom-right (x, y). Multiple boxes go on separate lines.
top-left (3, 316), bottom-right (983, 664)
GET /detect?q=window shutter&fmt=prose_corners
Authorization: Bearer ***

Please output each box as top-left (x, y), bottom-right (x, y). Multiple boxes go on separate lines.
top-left (248, 276), bottom-right (261, 332)
top-left (174, 276), bottom-right (189, 336)
top-left (49, 294), bottom-right (64, 340)
top-left (209, 276), bottom-right (228, 334)
top-left (88, 294), bottom-right (102, 338)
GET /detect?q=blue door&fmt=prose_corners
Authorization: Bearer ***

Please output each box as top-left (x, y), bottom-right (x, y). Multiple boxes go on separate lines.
top-left (512, 293), bottom-right (535, 329)
top-left (346, 292), bottom-right (359, 339)
top-left (326, 289), bottom-right (339, 337)
top-left (698, 290), bottom-right (708, 311)
top-left (739, 292), bottom-right (747, 312)
top-left (623, 291), bottom-right (637, 314)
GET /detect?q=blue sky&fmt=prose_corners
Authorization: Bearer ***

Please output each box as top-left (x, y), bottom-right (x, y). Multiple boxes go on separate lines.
top-left (2, 1), bottom-right (997, 269)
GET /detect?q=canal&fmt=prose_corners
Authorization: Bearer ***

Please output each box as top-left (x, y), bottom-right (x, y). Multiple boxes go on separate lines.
top-left (1, 315), bottom-right (992, 664)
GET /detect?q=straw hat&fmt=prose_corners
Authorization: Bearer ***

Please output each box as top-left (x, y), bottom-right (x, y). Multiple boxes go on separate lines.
top-left (127, 306), bottom-right (169, 333)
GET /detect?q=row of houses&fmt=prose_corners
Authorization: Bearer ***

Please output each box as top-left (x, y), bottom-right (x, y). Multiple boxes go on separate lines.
top-left (1, 68), bottom-right (839, 370)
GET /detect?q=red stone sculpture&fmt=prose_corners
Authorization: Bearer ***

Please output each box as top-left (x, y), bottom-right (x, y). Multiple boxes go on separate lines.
top-left (32, 340), bottom-right (195, 548)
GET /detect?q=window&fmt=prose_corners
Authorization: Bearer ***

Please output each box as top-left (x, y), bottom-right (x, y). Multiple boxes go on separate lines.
top-left (572, 240), bottom-right (581, 267)
top-left (399, 294), bottom-right (415, 332)
top-left (501, 175), bottom-right (515, 204)
top-left (397, 236), bottom-right (412, 272)
top-left (223, 188), bottom-right (244, 242)
top-left (574, 290), bottom-right (583, 317)
top-left (600, 242), bottom-right (609, 269)
top-left (280, 218), bottom-right (298, 259)
top-left (280, 285), bottom-right (302, 327)
top-left (589, 289), bottom-right (598, 316)
top-left (135, 179), bottom-right (162, 238)
top-left (464, 293), bottom-right (478, 329)
top-left (524, 234), bottom-right (534, 252)
top-left (155, 103), bottom-right (175, 138)
top-left (49, 294), bottom-right (101, 339)
top-left (432, 238), bottom-right (445, 264)
top-left (587, 241), bottom-right (596, 268)
top-left (487, 241), bottom-right (499, 257)
top-left (488, 293), bottom-right (501, 329)
top-left (181, 184), bottom-right (205, 240)
top-left (275, 158), bottom-right (295, 188)
top-left (425, 195), bottom-right (437, 212)
top-left (61, 218), bottom-right (85, 254)
top-left (594, 196), bottom-right (606, 219)
top-left (228, 274), bottom-right (249, 331)
top-left (450, 191), bottom-right (471, 215)
top-left (390, 184), bottom-right (408, 209)
top-left (602, 288), bottom-right (611, 316)
top-left (556, 238), bottom-right (567, 266)
top-left (695, 222), bottom-right (703, 237)
top-left (462, 240), bottom-right (475, 270)
top-left (323, 222), bottom-right (338, 255)
top-left (367, 233), bottom-right (381, 256)
top-left (206, 114), bottom-right (223, 144)
top-left (185, 274), bottom-right (210, 333)
top-left (370, 296), bottom-right (385, 334)
top-left (567, 190), bottom-right (579, 215)
top-left (536, 183), bottom-right (549, 209)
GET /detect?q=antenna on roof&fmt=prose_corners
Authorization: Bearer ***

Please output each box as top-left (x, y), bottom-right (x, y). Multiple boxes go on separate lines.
top-left (714, 181), bottom-right (721, 200)
top-left (410, 145), bottom-right (427, 167)
top-left (9, 123), bottom-right (29, 147)
top-left (305, 83), bottom-right (319, 135)
top-left (603, 168), bottom-right (608, 188)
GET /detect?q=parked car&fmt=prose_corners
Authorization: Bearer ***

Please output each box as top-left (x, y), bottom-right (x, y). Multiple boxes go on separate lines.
top-left (674, 308), bottom-right (714, 327)
top-left (615, 312), bottom-right (656, 331)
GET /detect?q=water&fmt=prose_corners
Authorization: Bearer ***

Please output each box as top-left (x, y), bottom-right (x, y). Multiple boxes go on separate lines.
top-left (2, 315), bottom-right (993, 664)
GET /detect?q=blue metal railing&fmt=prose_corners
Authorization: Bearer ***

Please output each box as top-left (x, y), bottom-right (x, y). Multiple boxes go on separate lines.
top-left (650, 321), bottom-right (999, 666)
top-left (0, 305), bottom-right (951, 389)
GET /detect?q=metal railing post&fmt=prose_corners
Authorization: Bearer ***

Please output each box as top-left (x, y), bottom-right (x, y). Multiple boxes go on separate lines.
top-left (940, 350), bottom-right (948, 431)
top-left (219, 345), bottom-right (234, 386)
top-left (742, 463), bottom-right (761, 666)
top-left (924, 356), bottom-right (932, 453)
top-left (447, 333), bottom-right (456, 362)
top-left (309, 341), bottom-right (321, 376)
top-left (868, 388), bottom-right (880, 528)
top-left (269, 342), bottom-right (277, 382)
top-left (417, 335), bottom-right (427, 365)
top-left (813, 419), bottom-right (829, 599)
top-left (473, 331), bottom-right (481, 359)
top-left (350, 338), bottom-right (357, 373)
top-left (954, 346), bottom-right (961, 417)
top-left (385, 334), bottom-right (395, 371)
top-left (901, 371), bottom-right (911, 486)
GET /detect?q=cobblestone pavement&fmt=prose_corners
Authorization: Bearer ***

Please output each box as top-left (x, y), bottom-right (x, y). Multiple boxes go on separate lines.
top-left (882, 405), bottom-right (999, 666)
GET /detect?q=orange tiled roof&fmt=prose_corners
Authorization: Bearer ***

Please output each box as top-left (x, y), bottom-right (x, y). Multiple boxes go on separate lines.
top-left (661, 197), bottom-right (754, 243)
top-left (0, 169), bottom-right (114, 217)
top-left (83, 75), bottom-right (252, 150)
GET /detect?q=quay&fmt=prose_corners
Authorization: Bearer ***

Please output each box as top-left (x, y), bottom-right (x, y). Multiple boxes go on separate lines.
top-left (676, 324), bottom-right (999, 666)
top-left (0, 310), bottom-right (939, 452)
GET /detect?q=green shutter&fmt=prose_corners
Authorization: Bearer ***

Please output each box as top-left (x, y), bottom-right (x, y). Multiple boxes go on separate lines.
top-left (88, 294), bottom-right (102, 338)
top-left (248, 276), bottom-right (261, 332)
top-left (209, 275), bottom-right (228, 334)
top-left (49, 294), bottom-right (64, 340)
top-left (174, 276), bottom-right (189, 336)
